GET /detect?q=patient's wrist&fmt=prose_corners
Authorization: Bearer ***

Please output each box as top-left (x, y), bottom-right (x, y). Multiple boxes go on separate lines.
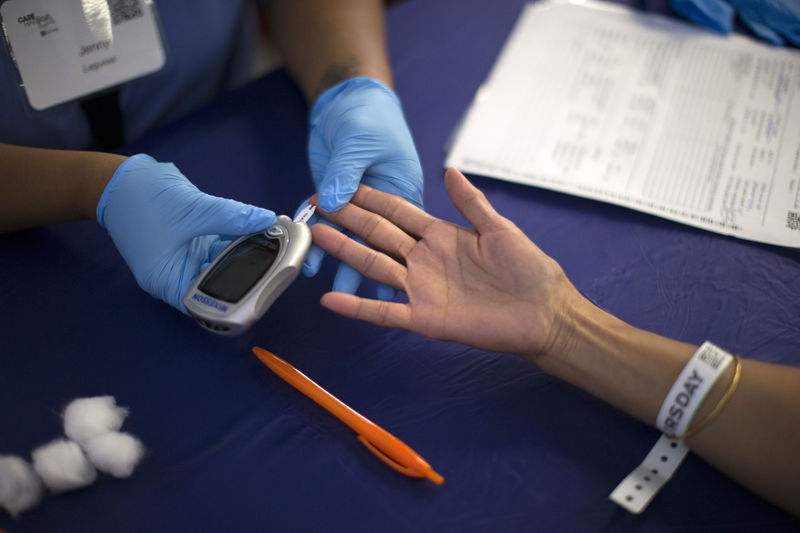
top-left (519, 285), bottom-right (595, 366)
top-left (531, 291), bottom-right (697, 426)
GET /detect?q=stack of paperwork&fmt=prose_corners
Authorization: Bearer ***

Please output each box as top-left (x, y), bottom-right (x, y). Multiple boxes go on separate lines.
top-left (446, 0), bottom-right (800, 247)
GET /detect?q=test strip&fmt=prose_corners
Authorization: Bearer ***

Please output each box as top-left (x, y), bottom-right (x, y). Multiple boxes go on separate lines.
top-left (294, 204), bottom-right (316, 224)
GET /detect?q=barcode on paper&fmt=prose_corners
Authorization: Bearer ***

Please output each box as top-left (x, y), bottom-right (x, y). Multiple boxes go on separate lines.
top-left (109, 0), bottom-right (144, 26)
top-left (787, 211), bottom-right (800, 231)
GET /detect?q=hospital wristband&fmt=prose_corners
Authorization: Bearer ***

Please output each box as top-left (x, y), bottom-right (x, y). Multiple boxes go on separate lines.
top-left (656, 342), bottom-right (735, 438)
top-left (609, 342), bottom-right (737, 514)
top-left (670, 354), bottom-right (741, 441)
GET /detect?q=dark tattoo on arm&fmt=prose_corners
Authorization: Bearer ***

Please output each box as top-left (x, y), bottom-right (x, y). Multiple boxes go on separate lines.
top-left (315, 56), bottom-right (362, 98)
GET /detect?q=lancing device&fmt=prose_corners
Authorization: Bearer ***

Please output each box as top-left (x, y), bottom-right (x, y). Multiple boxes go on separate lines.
top-left (182, 205), bottom-right (315, 336)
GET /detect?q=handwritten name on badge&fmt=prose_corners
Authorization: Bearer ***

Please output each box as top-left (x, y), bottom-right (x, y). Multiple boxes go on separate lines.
top-left (80, 39), bottom-right (111, 56)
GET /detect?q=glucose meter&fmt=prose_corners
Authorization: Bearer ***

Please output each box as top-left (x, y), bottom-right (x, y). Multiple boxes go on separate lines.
top-left (183, 209), bottom-right (314, 336)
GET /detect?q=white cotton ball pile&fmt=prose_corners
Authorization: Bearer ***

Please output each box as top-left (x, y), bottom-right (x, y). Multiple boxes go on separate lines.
top-left (0, 396), bottom-right (145, 516)
top-left (31, 439), bottom-right (97, 493)
top-left (0, 455), bottom-right (42, 516)
top-left (63, 395), bottom-right (128, 447)
top-left (84, 432), bottom-right (145, 478)
top-left (62, 396), bottom-right (144, 478)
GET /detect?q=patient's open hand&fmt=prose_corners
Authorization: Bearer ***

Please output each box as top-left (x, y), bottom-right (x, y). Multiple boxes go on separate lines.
top-left (310, 168), bottom-right (582, 362)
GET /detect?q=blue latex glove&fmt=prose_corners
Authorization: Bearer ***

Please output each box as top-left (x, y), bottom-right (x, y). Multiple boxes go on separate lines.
top-left (671, 0), bottom-right (800, 46)
top-left (303, 76), bottom-right (424, 299)
top-left (97, 154), bottom-right (276, 313)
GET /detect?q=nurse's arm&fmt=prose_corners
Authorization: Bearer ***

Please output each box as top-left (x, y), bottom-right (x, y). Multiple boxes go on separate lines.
top-left (0, 142), bottom-right (124, 232)
top-left (267, 0), bottom-right (392, 101)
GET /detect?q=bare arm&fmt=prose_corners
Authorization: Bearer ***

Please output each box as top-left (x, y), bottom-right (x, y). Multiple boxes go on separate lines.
top-left (0, 142), bottom-right (125, 232)
top-left (549, 295), bottom-right (800, 516)
top-left (310, 168), bottom-right (800, 516)
top-left (267, 0), bottom-right (392, 101)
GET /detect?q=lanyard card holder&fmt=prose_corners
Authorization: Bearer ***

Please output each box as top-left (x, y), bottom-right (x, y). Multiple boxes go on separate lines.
top-left (0, 0), bottom-right (166, 111)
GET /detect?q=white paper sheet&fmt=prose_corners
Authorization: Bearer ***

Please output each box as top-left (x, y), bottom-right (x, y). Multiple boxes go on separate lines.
top-left (446, 0), bottom-right (800, 247)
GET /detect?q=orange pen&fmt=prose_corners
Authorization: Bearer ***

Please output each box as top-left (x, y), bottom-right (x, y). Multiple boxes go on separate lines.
top-left (252, 346), bottom-right (444, 485)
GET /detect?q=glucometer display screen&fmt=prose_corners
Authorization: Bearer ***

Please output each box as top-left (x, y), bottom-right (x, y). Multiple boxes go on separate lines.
top-left (199, 234), bottom-right (281, 303)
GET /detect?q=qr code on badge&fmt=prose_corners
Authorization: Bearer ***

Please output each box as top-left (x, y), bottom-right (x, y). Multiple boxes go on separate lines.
top-left (787, 211), bottom-right (800, 231)
top-left (699, 346), bottom-right (726, 369)
top-left (109, 0), bottom-right (144, 25)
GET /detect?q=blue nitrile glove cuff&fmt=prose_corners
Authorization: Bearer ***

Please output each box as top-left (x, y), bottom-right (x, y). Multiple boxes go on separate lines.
top-left (97, 154), bottom-right (154, 228)
top-left (311, 76), bottom-right (401, 121)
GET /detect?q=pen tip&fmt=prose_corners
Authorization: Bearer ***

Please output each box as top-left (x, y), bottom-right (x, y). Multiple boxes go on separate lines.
top-left (251, 346), bottom-right (278, 368)
top-left (427, 470), bottom-right (445, 485)
top-left (252, 346), bottom-right (271, 358)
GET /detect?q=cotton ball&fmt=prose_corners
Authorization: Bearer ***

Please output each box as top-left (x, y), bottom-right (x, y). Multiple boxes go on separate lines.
top-left (84, 432), bottom-right (145, 478)
top-left (32, 439), bottom-right (97, 493)
top-left (63, 396), bottom-right (128, 446)
top-left (0, 455), bottom-right (42, 516)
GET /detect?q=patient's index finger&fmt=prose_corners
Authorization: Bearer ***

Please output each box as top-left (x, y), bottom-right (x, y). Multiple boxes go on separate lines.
top-left (314, 192), bottom-right (418, 260)
top-left (349, 185), bottom-right (437, 238)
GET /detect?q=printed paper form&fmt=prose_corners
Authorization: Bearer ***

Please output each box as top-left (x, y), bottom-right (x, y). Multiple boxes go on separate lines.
top-left (446, 0), bottom-right (800, 247)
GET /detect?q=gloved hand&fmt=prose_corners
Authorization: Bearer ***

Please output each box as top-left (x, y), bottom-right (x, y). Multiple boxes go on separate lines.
top-left (97, 154), bottom-right (276, 313)
top-left (303, 76), bottom-right (424, 299)
top-left (670, 0), bottom-right (800, 46)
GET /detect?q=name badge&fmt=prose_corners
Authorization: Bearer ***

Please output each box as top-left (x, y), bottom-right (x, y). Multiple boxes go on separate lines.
top-left (1, 0), bottom-right (166, 110)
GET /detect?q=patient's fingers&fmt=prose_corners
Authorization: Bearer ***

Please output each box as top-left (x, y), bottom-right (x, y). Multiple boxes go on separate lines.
top-left (312, 195), bottom-right (418, 260)
top-left (320, 292), bottom-right (411, 330)
top-left (311, 223), bottom-right (406, 291)
top-left (325, 185), bottom-right (437, 239)
top-left (444, 168), bottom-right (505, 234)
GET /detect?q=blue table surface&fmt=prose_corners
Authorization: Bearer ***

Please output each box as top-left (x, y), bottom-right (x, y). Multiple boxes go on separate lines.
top-left (2, 0), bottom-right (799, 531)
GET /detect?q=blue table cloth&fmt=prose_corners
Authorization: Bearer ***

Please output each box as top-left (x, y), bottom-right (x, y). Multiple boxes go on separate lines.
top-left (2, 0), bottom-right (799, 531)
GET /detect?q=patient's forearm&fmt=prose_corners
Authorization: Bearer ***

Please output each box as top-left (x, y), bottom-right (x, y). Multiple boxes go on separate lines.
top-left (536, 296), bottom-right (800, 515)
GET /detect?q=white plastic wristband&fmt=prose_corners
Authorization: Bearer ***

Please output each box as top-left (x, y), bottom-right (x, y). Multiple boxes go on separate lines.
top-left (609, 435), bottom-right (688, 514)
top-left (656, 342), bottom-right (734, 438)
top-left (609, 342), bottom-right (734, 514)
